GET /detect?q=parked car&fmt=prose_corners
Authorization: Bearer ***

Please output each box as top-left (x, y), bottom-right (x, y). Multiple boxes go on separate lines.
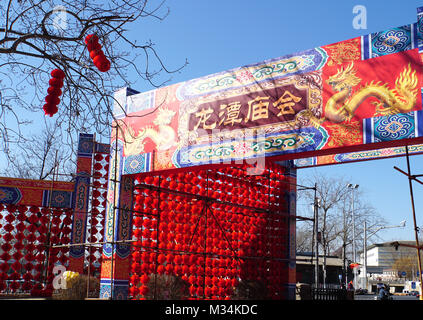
top-left (410, 290), bottom-right (419, 296)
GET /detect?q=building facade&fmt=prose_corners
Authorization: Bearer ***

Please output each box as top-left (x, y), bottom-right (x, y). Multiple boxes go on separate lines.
top-left (358, 241), bottom-right (421, 292)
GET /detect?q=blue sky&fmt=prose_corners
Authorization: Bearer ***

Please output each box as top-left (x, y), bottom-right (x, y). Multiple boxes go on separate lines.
top-left (123, 0), bottom-right (423, 243)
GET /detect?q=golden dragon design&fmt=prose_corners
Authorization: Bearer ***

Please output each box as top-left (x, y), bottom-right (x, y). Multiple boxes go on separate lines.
top-left (325, 62), bottom-right (419, 123)
top-left (124, 107), bottom-right (177, 156)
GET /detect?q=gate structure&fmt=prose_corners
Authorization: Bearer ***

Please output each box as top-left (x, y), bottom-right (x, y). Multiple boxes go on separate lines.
top-left (4, 6), bottom-right (423, 301)
top-left (98, 5), bottom-right (423, 300)
top-left (0, 133), bottom-right (109, 297)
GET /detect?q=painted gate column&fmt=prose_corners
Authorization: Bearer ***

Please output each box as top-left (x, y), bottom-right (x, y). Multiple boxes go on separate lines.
top-left (69, 133), bottom-right (94, 273)
top-left (285, 162), bottom-right (297, 300)
top-left (99, 136), bottom-right (135, 300)
top-left (275, 160), bottom-right (297, 300)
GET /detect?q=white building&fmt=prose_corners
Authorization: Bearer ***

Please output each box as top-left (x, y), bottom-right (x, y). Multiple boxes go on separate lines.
top-left (362, 241), bottom-right (419, 270)
top-left (358, 241), bottom-right (421, 292)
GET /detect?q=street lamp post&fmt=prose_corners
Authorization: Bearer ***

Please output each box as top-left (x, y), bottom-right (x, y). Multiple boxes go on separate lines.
top-left (362, 220), bottom-right (406, 291)
top-left (347, 183), bottom-right (359, 289)
top-left (313, 183), bottom-right (320, 289)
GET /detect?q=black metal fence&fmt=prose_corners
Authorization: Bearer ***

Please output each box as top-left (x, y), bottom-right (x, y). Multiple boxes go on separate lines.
top-left (312, 288), bottom-right (349, 300)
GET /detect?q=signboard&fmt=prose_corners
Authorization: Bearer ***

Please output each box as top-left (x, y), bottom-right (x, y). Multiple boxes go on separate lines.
top-left (111, 12), bottom-right (423, 175)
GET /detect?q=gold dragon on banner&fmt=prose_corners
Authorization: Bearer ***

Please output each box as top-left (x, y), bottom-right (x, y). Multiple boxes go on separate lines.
top-left (123, 107), bottom-right (177, 156)
top-left (324, 62), bottom-right (419, 123)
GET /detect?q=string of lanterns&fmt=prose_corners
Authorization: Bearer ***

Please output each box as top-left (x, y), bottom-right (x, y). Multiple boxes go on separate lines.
top-left (43, 68), bottom-right (65, 117)
top-left (85, 34), bottom-right (111, 72)
top-left (42, 33), bottom-right (111, 117)
top-left (87, 151), bottom-right (110, 275)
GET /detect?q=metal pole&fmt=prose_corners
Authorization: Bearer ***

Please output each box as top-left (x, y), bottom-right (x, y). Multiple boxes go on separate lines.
top-left (352, 187), bottom-right (356, 289)
top-left (343, 204), bottom-right (347, 288)
top-left (405, 146), bottom-right (423, 300)
top-left (314, 183), bottom-right (319, 288)
top-left (344, 244), bottom-right (347, 288)
top-left (363, 221), bottom-right (367, 292)
top-left (347, 184), bottom-right (359, 289)
top-left (110, 123), bottom-right (120, 300)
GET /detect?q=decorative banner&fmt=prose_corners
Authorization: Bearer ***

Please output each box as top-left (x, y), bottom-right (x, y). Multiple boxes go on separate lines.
top-left (0, 177), bottom-right (73, 207)
top-left (112, 24), bottom-right (423, 174)
top-left (70, 133), bottom-right (94, 269)
top-left (295, 143), bottom-right (423, 168)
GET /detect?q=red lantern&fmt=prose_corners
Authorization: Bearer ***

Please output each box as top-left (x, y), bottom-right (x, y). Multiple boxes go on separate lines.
top-left (165, 264), bottom-right (173, 274)
top-left (140, 274), bottom-right (149, 285)
top-left (43, 68), bottom-right (65, 116)
top-left (85, 34), bottom-right (111, 72)
top-left (189, 285), bottom-right (197, 296)
top-left (204, 286), bottom-right (212, 297)
top-left (0, 262), bottom-right (9, 272)
top-left (129, 285), bottom-right (139, 297)
top-left (139, 285), bottom-right (149, 296)
top-left (157, 265), bottom-right (165, 274)
top-left (196, 286), bottom-right (203, 296)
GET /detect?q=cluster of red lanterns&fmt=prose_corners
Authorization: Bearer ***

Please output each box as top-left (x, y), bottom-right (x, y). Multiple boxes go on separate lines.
top-left (41, 33), bottom-right (112, 116)
top-left (43, 68), bottom-right (65, 117)
top-left (0, 204), bottom-right (71, 296)
top-left (129, 164), bottom-right (291, 300)
top-left (92, 152), bottom-right (110, 190)
top-left (85, 34), bottom-right (111, 72)
top-left (141, 165), bottom-right (287, 212)
top-left (86, 152), bottom-right (110, 275)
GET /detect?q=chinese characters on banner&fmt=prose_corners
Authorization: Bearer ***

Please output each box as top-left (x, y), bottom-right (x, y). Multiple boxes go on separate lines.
top-left (189, 85), bottom-right (307, 134)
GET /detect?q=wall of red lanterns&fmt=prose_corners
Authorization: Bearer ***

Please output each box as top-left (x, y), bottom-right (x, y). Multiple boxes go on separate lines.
top-left (0, 205), bottom-right (72, 296)
top-left (129, 163), bottom-right (293, 300)
top-left (0, 151), bottom-right (110, 297)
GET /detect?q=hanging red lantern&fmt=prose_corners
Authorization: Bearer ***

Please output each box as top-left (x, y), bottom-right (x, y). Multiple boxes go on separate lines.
top-left (139, 285), bottom-right (149, 296)
top-left (85, 34), bottom-right (111, 72)
top-left (174, 264), bottom-right (182, 276)
top-left (189, 285), bottom-right (197, 296)
top-left (9, 281), bottom-right (20, 291)
top-left (196, 286), bottom-right (203, 296)
top-left (129, 285), bottom-right (139, 298)
top-left (205, 276), bottom-right (212, 286)
top-left (165, 264), bottom-right (173, 274)
top-left (204, 286), bottom-right (212, 297)
top-left (157, 265), bottom-right (165, 274)
top-left (0, 262), bottom-right (9, 272)
top-left (3, 224), bottom-right (14, 233)
top-left (43, 68), bottom-right (65, 117)
top-left (130, 274), bottom-right (140, 286)
top-left (140, 274), bottom-right (149, 285)
top-left (6, 204), bottom-right (17, 213)
top-left (189, 264), bottom-right (197, 274)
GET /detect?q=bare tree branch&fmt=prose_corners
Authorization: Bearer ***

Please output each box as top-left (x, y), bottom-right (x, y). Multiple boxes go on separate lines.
top-left (0, 0), bottom-right (187, 172)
